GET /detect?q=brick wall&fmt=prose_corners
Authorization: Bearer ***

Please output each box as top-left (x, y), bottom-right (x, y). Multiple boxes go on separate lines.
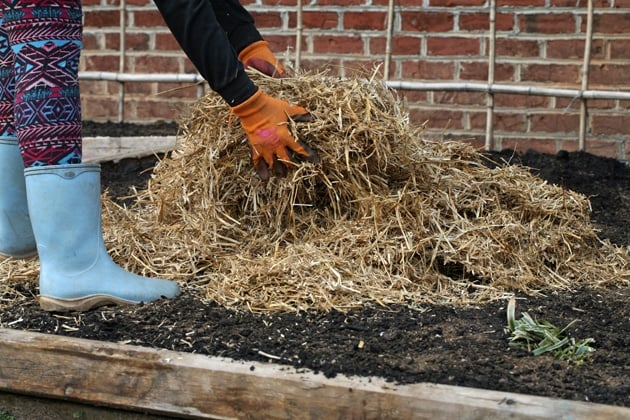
top-left (80, 0), bottom-right (630, 160)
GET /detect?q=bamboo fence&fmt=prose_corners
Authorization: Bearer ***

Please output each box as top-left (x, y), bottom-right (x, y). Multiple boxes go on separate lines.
top-left (79, 0), bottom-right (628, 151)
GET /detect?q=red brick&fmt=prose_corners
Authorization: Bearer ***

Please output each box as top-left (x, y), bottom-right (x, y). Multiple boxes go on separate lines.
top-left (154, 83), bottom-right (201, 99)
top-left (132, 99), bottom-right (190, 121)
top-left (369, 36), bottom-right (421, 55)
top-left (591, 114), bottom-right (630, 135)
top-left (494, 112), bottom-right (527, 132)
top-left (494, 94), bottom-right (549, 109)
top-left (610, 39), bottom-right (630, 60)
top-left (289, 11), bottom-right (338, 30)
top-left (529, 113), bottom-right (580, 133)
top-left (250, 12), bottom-right (283, 29)
top-left (459, 13), bottom-right (514, 31)
top-left (374, 0), bottom-right (423, 3)
top-left (124, 82), bottom-right (152, 96)
top-left (261, 0), bottom-right (295, 5)
top-left (427, 37), bottom-right (479, 56)
top-left (126, 0), bottom-right (152, 5)
top-left (316, 0), bottom-right (366, 5)
top-left (133, 56), bottom-right (182, 73)
top-left (84, 10), bottom-right (120, 28)
top-left (343, 11), bottom-right (387, 31)
top-left (395, 89), bottom-right (429, 103)
top-left (546, 39), bottom-right (605, 60)
top-left (132, 10), bottom-right (166, 27)
top-left (434, 91), bottom-right (487, 105)
top-left (392, 35), bottom-right (424, 55)
top-left (468, 111), bottom-right (487, 130)
top-left (429, 0), bottom-right (485, 5)
top-left (589, 64), bottom-right (630, 87)
top-left (460, 62), bottom-right (515, 82)
top-left (583, 138), bottom-right (623, 159)
top-left (155, 33), bottom-right (184, 51)
top-left (400, 60), bottom-right (456, 80)
top-left (589, 13), bottom-right (628, 34)
top-left (497, 0), bottom-right (545, 6)
top-left (495, 39), bottom-right (540, 58)
top-left (81, 97), bottom-right (120, 120)
top-left (619, 100), bottom-right (630, 110)
top-left (518, 14), bottom-right (576, 34)
top-left (521, 64), bottom-right (580, 84)
top-left (582, 99), bottom-right (616, 110)
top-left (409, 108), bottom-right (465, 129)
top-left (79, 80), bottom-right (109, 96)
top-left (312, 35), bottom-right (364, 54)
top-left (106, 33), bottom-right (150, 51)
top-left (82, 33), bottom-right (100, 50)
top-left (401, 12), bottom-right (454, 32)
top-left (82, 55), bottom-right (121, 72)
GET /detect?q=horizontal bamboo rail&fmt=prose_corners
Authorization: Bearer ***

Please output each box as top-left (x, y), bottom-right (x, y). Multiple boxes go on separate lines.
top-left (79, 71), bottom-right (630, 101)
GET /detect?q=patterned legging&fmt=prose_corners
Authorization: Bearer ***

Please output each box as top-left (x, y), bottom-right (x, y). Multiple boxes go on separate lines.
top-left (0, 0), bottom-right (82, 167)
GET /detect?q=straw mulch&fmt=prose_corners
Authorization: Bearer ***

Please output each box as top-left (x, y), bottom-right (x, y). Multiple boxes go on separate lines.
top-left (2, 71), bottom-right (629, 312)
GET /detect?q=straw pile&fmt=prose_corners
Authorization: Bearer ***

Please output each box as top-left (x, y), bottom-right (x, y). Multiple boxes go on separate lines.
top-left (1, 71), bottom-right (628, 312)
top-left (97, 71), bottom-right (628, 312)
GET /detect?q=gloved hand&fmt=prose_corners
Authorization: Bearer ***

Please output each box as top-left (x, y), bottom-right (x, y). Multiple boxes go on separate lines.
top-left (231, 88), bottom-right (319, 180)
top-left (238, 40), bottom-right (287, 78)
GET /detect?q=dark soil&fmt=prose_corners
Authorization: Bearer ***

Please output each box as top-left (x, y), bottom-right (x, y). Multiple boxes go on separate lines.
top-left (1, 123), bottom-right (629, 408)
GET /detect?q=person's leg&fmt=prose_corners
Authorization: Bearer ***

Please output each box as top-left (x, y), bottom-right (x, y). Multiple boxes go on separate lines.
top-left (0, 8), bottom-right (35, 257)
top-left (5, 0), bottom-right (179, 311)
top-left (6, 0), bottom-right (82, 167)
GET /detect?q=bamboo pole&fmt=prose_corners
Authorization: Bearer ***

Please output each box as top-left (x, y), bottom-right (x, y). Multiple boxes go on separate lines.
top-left (79, 71), bottom-right (630, 101)
top-left (485, 0), bottom-right (496, 151)
top-left (118, 0), bottom-right (126, 123)
top-left (80, 71), bottom-right (205, 83)
top-left (383, 80), bottom-right (630, 101)
top-left (295, 0), bottom-right (303, 73)
top-left (579, 0), bottom-right (594, 151)
top-left (384, 0), bottom-right (395, 80)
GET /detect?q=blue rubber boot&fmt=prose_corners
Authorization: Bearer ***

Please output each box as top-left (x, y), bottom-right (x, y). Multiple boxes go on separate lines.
top-left (25, 164), bottom-right (180, 312)
top-left (0, 138), bottom-right (36, 258)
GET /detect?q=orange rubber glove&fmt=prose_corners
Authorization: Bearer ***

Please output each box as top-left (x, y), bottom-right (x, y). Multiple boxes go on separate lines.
top-left (231, 88), bottom-right (318, 179)
top-left (238, 40), bottom-right (287, 78)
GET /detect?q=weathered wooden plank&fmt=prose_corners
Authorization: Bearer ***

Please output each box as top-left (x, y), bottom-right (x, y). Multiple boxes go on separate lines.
top-left (83, 136), bottom-right (178, 163)
top-left (0, 328), bottom-right (627, 419)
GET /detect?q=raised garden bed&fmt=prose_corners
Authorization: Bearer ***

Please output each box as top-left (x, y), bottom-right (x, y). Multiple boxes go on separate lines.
top-left (0, 122), bottom-right (629, 418)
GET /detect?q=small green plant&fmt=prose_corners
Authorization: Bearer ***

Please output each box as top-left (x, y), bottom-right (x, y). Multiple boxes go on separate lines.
top-left (505, 296), bottom-right (595, 365)
top-left (0, 409), bottom-right (15, 420)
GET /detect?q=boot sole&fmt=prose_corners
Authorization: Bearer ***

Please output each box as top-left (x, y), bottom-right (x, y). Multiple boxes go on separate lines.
top-left (0, 250), bottom-right (37, 260)
top-left (39, 295), bottom-right (138, 313)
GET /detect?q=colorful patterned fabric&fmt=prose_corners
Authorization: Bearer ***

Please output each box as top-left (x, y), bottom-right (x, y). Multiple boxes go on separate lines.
top-left (0, 0), bottom-right (82, 167)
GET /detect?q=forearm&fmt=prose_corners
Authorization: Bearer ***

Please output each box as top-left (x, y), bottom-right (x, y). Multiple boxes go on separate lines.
top-left (208, 0), bottom-right (263, 54)
top-left (152, 0), bottom-right (257, 106)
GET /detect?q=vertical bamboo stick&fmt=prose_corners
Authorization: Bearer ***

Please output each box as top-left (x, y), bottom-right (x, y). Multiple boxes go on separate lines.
top-left (384, 0), bottom-right (395, 80)
top-left (295, 0), bottom-right (303, 73)
top-left (485, 0), bottom-right (496, 151)
top-left (579, 0), bottom-right (594, 151)
top-left (118, 0), bottom-right (126, 123)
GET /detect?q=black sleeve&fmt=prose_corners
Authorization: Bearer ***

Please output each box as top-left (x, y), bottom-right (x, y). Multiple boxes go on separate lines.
top-left (152, 0), bottom-right (258, 106)
top-left (208, 0), bottom-right (263, 54)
